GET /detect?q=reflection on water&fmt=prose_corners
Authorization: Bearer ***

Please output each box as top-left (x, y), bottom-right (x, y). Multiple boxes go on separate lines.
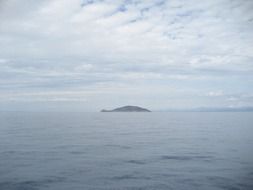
top-left (0, 112), bottom-right (253, 190)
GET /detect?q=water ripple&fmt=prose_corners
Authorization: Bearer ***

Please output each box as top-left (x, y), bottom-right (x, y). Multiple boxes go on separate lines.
top-left (160, 155), bottom-right (213, 161)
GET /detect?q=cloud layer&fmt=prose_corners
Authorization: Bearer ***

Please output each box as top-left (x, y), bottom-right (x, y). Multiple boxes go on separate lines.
top-left (0, 0), bottom-right (253, 111)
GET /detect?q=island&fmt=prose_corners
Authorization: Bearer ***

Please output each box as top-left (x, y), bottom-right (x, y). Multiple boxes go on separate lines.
top-left (101, 106), bottom-right (151, 112)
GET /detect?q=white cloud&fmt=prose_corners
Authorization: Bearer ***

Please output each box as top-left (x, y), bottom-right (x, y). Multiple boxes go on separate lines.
top-left (0, 0), bottom-right (253, 110)
top-left (206, 91), bottom-right (224, 97)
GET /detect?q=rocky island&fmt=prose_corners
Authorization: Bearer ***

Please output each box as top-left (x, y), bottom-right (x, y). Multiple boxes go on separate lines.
top-left (101, 106), bottom-right (151, 112)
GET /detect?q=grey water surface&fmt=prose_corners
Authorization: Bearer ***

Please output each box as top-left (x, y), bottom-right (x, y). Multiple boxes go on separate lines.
top-left (0, 112), bottom-right (253, 190)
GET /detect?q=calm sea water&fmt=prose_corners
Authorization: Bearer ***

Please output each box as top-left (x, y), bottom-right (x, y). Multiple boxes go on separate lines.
top-left (0, 112), bottom-right (253, 190)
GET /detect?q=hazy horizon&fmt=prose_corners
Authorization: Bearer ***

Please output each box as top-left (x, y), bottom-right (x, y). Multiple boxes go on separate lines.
top-left (0, 0), bottom-right (253, 112)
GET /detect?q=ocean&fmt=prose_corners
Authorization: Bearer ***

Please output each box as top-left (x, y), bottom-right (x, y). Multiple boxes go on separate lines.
top-left (0, 112), bottom-right (252, 190)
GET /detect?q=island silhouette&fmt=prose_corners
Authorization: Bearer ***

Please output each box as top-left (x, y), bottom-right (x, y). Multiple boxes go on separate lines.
top-left (101, 106), bottom-right (151, 112)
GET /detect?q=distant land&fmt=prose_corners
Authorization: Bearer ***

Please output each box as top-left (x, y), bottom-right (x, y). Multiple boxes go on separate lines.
top-left (101, 106), bottom-right (151, 112)
top-left (158, 107), bottom-right (253, 112)
top-left (192, 107), bottom-right (253, 112)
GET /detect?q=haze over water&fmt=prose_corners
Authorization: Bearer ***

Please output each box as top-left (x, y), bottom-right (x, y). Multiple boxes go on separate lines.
top-left (0, 112), bottom-right (252, 190)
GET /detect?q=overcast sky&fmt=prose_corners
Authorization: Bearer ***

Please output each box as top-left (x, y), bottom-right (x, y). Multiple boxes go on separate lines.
top-left (0, 0), bottom-right (253, 111)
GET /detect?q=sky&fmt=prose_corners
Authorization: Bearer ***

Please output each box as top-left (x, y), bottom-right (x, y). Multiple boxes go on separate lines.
top-left (0, 0), bottom-right (253, 111)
